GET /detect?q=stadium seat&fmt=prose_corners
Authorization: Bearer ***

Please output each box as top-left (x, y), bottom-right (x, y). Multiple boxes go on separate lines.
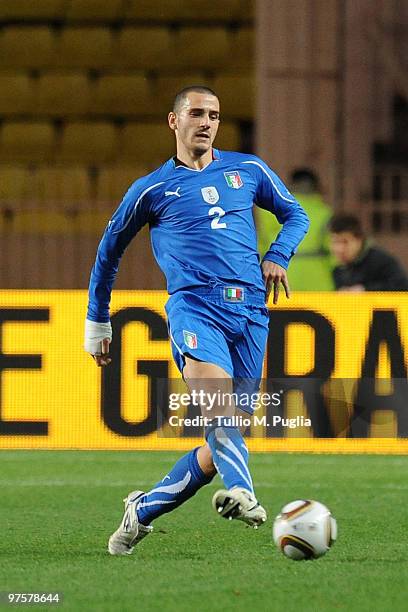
top-left (123, 0), bottom-right (247, 22)
top-left (174, 28), bottom-right (231, 69)
top-left (153, 74), bottom-right (212, 115)
top-left (0, 0), bottom-right (66, 20)
top-left (229, 27), bottom-right (254, 69)
top-left (241, 0), bottom-right (254, 20)
top-left (96, 166), bottom-right (148, 201)
top-left (213, 74), bottom-right (255, 119)
top-left (36, 73), bottom-right (91, 116)
top-left (0, 166), bottom-right (33, 202)
top-left (57, 122), bottom-right (117, 164)
top-left (0, 122), bottom-right (55, 163)
top-left (214, 122), bottom-right (241, 151)
top-left (94, 75), bottom-right (151, 117)
top-left (54, 28), bottom-right (114, 69)
top-left (0, 27), bottom-right (55, 69)
top-left (33, 166), bottom-right (92, 204)
top-left (123, 0), bottom-right (182, 21)
top-left (0, 74), bottom-right (34, 115)
top-left (116, 28), bottom-right (175, 70)
top-left (65, 0), bottom-right (123, 22)
top-left (119, 123), bottom-right (174, 165)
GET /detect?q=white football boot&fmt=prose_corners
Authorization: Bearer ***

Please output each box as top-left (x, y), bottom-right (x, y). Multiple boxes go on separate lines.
top-left (212, 487), bottom-right (267, 528)
top-left (108, 490), bottom-right (153, 556)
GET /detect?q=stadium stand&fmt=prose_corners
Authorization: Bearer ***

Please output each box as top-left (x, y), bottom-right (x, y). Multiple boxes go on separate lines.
top-left (56, 121), bottom-right (117, 164)
top-left (54, 27), bottom-right (114, 69)
top-left (36, 72), bottom-right (92, 116)
top-left (213, 122), bottom-right (241, 151)
top-left (119, 122), bottom-right (174, 166)
top-left (0, 165), bottom-right (33, 201)
top-left (0, 0), bottom-right (254, 23)
top-left (0, 121), bottom-right (54, 163)
top-left (116, 27), bottom-right (175, 70)
top-left (96, 166), bottom-right (147, 202)
top-left (0, 1), bottom-right (255, 288)
top-left (213, 74), bottom-right (255, 120)
top-left (123, 0), bottom-right (252, 22)
top-left (0, 0), bottom-right (66, 21)
top-left (94, 74), bottom-right (151, 117)
top-left (33, 166), bottom-right (93, 204)
top-left (174, 28), bottom-right (231, 69)
top-left (65, 0), bottom-right (124, 22)
top-left (229, 27), bottom-right (254, 69)
top-left (0, 27), bottom-right (55, 69)
top-left (0, 74), bottom-right (34, 115)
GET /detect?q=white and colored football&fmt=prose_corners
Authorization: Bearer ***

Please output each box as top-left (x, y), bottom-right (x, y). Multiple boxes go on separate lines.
top-left (273, 500), bottom-right (337, 560)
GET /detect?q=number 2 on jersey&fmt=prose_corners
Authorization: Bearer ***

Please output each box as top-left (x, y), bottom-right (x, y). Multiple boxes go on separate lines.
top-left (208, 206), bottom-right (227, 230)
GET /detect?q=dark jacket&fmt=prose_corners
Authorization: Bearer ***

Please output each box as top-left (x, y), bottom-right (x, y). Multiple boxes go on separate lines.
top-left (333, 244), bottom-right (408, 291)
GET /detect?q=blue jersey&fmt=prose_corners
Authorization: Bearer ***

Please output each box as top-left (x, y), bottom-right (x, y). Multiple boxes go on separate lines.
top-left (87, 150), bottom-right (309, 322)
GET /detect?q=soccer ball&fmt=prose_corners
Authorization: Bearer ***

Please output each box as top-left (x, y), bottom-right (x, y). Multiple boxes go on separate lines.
top-left (273, 500), bottom-right (337, 560)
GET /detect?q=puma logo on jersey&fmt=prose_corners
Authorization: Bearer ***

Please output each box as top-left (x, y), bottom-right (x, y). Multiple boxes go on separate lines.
top-left (165, 187), bottom-right (181, 197)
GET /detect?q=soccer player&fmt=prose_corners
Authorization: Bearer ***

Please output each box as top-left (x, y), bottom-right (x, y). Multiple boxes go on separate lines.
top-left (85, 86), bottom-right (309, 556)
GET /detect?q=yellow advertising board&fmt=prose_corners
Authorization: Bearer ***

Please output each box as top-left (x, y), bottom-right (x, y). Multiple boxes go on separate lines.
top-left (0, 290), bottom-right (407, 453)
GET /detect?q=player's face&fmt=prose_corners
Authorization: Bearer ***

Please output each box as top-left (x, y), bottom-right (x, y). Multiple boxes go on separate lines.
top-left (330, 232), bottom-right (363, 265)
top-left (169, 92), bottom-right (220, 156)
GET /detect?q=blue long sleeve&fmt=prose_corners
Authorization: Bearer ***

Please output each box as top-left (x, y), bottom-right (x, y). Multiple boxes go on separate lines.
top-left (87, 179), bottom-right (156, 322)
top-left (246, 158), bottom-right (310, 268)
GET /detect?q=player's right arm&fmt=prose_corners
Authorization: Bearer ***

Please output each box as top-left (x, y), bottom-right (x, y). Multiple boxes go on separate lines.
top-left (84, 179), bottom-right (157, 364)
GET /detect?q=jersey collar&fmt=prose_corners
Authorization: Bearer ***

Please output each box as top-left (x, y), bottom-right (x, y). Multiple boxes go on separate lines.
top-left (172, 148), bottom-right (221, 172)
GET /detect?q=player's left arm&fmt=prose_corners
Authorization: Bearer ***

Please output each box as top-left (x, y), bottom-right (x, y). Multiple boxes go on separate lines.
top-left (247, 157), bottom-right (310, 303)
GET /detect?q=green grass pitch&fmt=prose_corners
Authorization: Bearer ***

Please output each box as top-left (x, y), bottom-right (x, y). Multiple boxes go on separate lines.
top-left (1, 451), bottom-right (407, 612)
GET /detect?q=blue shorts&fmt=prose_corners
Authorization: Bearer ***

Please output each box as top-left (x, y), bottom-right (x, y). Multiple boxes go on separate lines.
top-left (165, 286), bottom-right (269, 414)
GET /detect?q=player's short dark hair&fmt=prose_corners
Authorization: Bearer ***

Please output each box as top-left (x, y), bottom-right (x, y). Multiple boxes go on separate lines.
top-left (290, 167), bottom-right (319, 190)
top-left (173, 86), bottom-right (218, 113)
top-left (328, 213), bottom-right (364, 237)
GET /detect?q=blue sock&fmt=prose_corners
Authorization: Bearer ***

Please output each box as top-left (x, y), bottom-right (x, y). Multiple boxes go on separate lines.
top-left (136, 447), bottom-right (214, 525)
top-left (205, 418), bottom-right (254, 494)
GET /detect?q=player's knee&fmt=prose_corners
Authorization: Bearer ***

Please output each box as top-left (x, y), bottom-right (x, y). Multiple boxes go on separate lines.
top-left (197, 444), bottom-right (216, 476)
top-left (184, 357), bottom-right (235, 416)
top-left (183, 356), bottom-right (230, 380)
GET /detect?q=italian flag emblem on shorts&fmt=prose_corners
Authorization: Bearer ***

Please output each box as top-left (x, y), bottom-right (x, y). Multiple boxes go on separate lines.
top-left (183, 330), bottom-right (198, 349)
top-left (223, 287), bottom-right (244, 302)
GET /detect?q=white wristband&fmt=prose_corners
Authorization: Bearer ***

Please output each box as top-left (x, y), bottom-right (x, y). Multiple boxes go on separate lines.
top-left (84, 319), bottom-right (112, 355)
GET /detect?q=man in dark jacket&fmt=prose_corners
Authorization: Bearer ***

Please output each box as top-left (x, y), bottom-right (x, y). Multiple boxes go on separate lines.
top-left (328, 214), bottom-right (408, 291)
